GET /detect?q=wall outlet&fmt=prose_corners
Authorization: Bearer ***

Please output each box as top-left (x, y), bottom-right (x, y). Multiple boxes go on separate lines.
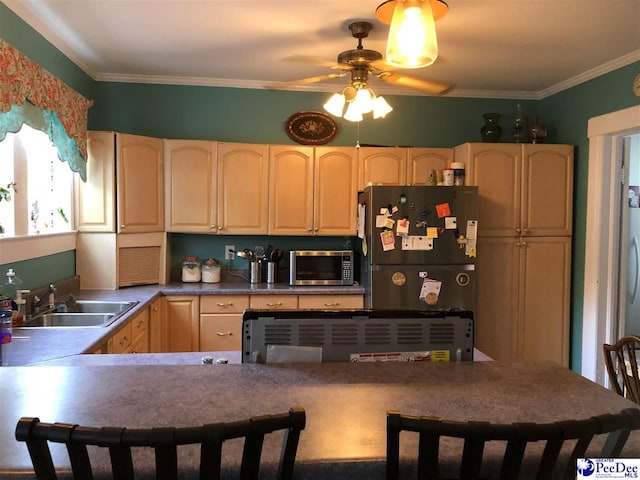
top-left (225, 245), bottom-right (235, 260)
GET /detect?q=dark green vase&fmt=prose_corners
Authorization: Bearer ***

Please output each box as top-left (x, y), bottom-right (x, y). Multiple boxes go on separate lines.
top-left (480, 113), bottom-right (502, 142)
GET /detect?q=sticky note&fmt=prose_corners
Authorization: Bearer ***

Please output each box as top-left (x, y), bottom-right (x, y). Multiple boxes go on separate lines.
top-left (426, 227), bottom-right (439, 238)
top-left (380, 230), bottom-right (395, 251)
top-left (445, 217), bottom-right (457, 229)
top-left (396, 218), bottom-right (409, 235)
top-left (436, 203), bottom-right (451, 218)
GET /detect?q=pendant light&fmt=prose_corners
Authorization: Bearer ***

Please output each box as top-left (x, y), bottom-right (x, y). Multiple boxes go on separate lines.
top-left (376, 0), bottom-right (448, 69)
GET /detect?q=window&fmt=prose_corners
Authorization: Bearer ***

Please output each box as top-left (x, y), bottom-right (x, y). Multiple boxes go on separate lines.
top-left (0, 124), bottom-right (74, 237)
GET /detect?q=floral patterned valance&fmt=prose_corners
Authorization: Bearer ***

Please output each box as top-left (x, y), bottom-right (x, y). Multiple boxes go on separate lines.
top-left (0, 38), bottom-right (93, 180)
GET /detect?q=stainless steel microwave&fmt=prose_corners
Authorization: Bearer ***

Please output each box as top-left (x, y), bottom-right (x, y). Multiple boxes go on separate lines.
top-left (289, 250), bottom-right (354, 286)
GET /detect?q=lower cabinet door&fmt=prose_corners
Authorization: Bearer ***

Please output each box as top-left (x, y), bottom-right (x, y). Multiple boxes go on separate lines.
top-left (200, 314), bottom-right (243, 351)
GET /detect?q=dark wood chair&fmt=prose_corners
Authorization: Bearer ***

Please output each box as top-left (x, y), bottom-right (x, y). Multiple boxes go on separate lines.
top-left (386, 408), bottom-right (640, 480)
top-left (604, 335), bottom-right (640, 404)
top-left (15, 407), bottom-right (305, 480)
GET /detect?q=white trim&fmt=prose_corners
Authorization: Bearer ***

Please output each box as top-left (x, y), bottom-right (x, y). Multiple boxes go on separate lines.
top-left (583, 105), bottom-right (640, 382)
top-left (0, 232), bottom-right (77, 264)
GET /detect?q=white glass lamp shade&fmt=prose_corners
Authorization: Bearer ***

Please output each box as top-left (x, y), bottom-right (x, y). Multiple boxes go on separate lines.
top-left (353, 88), bottom-right (375, 114)
top-left (323, 93), bottom-right (346, 117)
top-left (373, 96), bottom-right (393, 119)
top-left (343, 102), bottom-right (364, 122)
top-left (386, 0), bottom-right (438, 68)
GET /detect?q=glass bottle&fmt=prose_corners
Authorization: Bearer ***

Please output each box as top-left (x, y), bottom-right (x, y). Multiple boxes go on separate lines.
top-left (513, 103), bottom-right (527, 143)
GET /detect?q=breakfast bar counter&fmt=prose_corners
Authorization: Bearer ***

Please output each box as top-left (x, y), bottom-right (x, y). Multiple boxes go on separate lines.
top-left (1, 360), bottom-right (638, 479)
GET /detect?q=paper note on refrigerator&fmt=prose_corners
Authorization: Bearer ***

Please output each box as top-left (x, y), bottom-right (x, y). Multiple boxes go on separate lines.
top-left (445, 217), bottom-right (457, 229)
top-left (419, 278), bottom-right (442, 305)
top-left (401, 236), bottom-right (433, 250)
top-left (380, 230), bottom-right (395, 251)
top-left (396, 218), bottom-right (410, 236)
top-left (357, 203), bottom-right (365, 239)
top-left (466, 220), bottom-right (478, 240)
top-left (426, 227), bottom-right (439, 238)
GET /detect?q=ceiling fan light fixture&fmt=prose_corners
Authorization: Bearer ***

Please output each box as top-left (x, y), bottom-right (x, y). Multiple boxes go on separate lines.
top-left (323, 93), bottom-right (347, 117)
top-left (379, 0), bottom-right (443, 69)
top-left (354, 87), bottom-right (375, 113)
top-left (344, 102), bottom-right (364, 122)
top-left (373, 96), bottom-right (393, 119)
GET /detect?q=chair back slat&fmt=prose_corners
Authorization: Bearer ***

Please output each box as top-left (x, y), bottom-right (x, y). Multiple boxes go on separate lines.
top-left (15, 408), bottom-right (305, 480)
top-left (604, 335), bottom-right (640, 404)
top-left (387, 408), bottom-right (640, 480)
top-left (240, 432), bottom-right (265, 480)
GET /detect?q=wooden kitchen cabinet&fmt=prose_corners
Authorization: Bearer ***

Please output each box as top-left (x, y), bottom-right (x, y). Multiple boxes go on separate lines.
top-left (165, 295), bottom-right (200, 352)
top-left (164, 140), bottom-right (217, 233)
top-left (76, 132), bottom-right (167, 290)
top-left (249, 295), bottom-right (298, 310)
top-left (456, 143), bottom-right (574, 366)
top-left (298, 295), bottom-right (364, 310)
top-left (455, 143), bottom-right (573, 237)
top-left (358, 147), bottom-right (407, 190)
top-left (107, 307), bottom-right (149, 354)
top-left (148, 296), bottom-right (166, 352)
top-left (475, 236), bottom-right (571, 366)
top-left (78, 131), bottom-right (164, 233)
top-left (117, 133), bottom-right (164, 233)
top-left (407, 148), bottom-right (453, 185)
top-left (268, 145), bottom-right (357, 235)
top-left (217, 142), bottom-right (269, 234)
top-left (199, 295), bottom-right (249, 351)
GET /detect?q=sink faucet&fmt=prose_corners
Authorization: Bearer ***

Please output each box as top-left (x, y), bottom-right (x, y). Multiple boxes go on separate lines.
top-left (47, 284), bottom-right (57, 308)
top-left (30, 284), bottom-right (57, 316)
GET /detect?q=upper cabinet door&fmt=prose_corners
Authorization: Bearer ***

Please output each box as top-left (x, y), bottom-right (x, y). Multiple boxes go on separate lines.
top-left (268, 145), bottom-right (314, 235)
top-left (164, 140), bottom-right (217, 233)
top-left (117, 133), bottom-right (164, 233)
top-left (407, 148), bottom-right (453, 185)
top-left (522, 144), bottom-right (573, 236)
top-left (217, 142), bottom-right (269, 234)
top-left (76, 131), bottom-right (116, 232)
top-left (458, 143), bottom-right (522, 237)
top-left (358, 147), bottom-right (408, 190)
top-left (314, 146), bottom-right (358, 235)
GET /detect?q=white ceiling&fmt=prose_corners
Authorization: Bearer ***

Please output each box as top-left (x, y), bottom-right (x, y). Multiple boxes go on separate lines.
top-left (4, 0), bottom-right (640, 99)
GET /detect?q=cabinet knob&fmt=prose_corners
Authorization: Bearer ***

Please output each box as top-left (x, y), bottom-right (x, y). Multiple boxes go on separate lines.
top-left (266, 302), bottom-right (283, 307)
top-left (521, 241), bottom-right (527, 247)
top-left (218, 226), bottom-right (223, 231)
top-left (216, 331), bottom-right (233, 336)
top-left (120, 225), bottom-right (126, 229)
top-left (523, 228), bottom-right (529, 233)
top-left (516, 242), bottom-right (521, 247)
top-left (516, 228), bottom-right (521, 233)
top-left (307, 228), bottom-right (312, 232)
top-left (210, 225), bottom-right (216, 229)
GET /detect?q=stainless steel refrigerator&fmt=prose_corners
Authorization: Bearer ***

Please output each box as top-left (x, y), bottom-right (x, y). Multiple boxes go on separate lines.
top-left (357, 185), bottom-right (478, 311)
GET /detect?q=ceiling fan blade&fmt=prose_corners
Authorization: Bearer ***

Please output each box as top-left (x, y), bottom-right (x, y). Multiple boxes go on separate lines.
top-left (376, 71), bottom-right (451, 95)
top-left (266, 72), bottom-right (348, 90)
top-left (282, 55), bottom-right (351, 70)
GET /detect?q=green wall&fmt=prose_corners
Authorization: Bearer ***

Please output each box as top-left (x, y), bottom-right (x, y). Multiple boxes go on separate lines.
top-left (0, 251), bottom-right (76, 291)
top-left (3, 0), bottom-right (640, 371)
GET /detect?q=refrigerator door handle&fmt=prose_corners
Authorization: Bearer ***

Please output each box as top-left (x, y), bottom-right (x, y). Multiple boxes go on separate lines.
top-left (632, 236), bottom-right (639, 305)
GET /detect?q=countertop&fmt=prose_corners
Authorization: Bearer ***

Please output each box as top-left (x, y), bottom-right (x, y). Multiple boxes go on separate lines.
top-left (10, 282), bottom-right (365, 366)
top-left (2, 360), bottom-right (639, 479)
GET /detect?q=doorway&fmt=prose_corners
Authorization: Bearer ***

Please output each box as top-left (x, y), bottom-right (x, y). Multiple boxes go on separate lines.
top-left (618, 134), bottom-right (640, 338)
top-left (582, 105), bottom-right (640, 384)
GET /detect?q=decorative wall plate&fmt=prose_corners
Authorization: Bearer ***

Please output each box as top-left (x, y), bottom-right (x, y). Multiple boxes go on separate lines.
top-left (285, 111), bottom-right (338, 145)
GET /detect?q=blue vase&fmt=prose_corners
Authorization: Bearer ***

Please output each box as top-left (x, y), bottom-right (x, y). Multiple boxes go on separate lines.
top-left (480, 113), bottom-right (502, 142)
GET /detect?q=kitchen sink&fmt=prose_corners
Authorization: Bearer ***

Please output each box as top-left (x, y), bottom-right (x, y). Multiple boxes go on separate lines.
top-left (21, 313), bottom-right (116, 328)
top-left (21, 300), bottom-right (138, 328)
top-left (60, 300), bottom-right (137, 314)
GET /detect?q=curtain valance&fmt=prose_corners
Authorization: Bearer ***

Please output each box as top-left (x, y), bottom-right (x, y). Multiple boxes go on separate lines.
top-left (0, 38), bottom-right (93, 180)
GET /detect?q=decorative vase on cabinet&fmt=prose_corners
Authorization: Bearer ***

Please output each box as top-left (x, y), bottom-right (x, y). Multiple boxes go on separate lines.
top-left (480, 113), bottom-right (502, 142)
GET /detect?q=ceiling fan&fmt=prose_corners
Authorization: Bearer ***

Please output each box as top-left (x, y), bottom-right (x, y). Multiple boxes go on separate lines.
top-left (269, 21), bottom-right (451, 95)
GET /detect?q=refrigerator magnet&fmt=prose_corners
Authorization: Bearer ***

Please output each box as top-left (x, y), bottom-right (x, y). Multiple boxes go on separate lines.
top-left (419, 278), bottom-right (442, 305)
top-left (380, 230), bottom-right (395, 251)
top-left (396, 218), bottom-right (409, 235)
